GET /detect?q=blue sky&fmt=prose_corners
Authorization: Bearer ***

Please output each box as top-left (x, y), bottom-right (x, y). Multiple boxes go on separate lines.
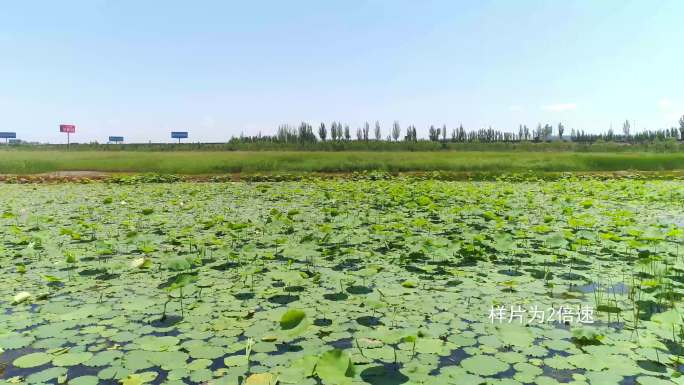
top-left (1, 0), bottom-right (683, 143)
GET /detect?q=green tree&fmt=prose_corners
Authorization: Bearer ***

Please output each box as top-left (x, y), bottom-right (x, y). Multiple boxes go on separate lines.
top-left (392, 121), bottom-right (401, 141)
top-left (622, 120), bottom-right (631, 139)
top-left (428, 125), bottom-right (439, 141)
top-left (318, 123), bottom-right (327, 141)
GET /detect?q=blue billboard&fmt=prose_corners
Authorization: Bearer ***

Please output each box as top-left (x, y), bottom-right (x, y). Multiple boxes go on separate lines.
top-left (171, 131), bottom-right (188, 139)
top-left (108, 136), bottom-right (124, 142)
top-left (0, 132), bottom-right (17, 139)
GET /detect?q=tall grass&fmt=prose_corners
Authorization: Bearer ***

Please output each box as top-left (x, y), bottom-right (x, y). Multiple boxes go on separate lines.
top-left (5, 139), bottom-right (684, 152)
top-left (2, 151), bottom-right (684, 174)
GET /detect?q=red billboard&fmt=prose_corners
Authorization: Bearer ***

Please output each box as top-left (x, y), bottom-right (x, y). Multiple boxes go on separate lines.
top-left (60, 124), bottom-right (76, 133)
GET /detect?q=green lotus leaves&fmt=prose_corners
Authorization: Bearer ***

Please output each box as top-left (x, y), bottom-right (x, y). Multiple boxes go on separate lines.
top-left (1, 179), bottom-right (684, 384)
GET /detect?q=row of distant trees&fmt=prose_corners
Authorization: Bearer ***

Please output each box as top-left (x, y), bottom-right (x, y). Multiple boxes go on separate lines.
top-left (231, 116), bottom-right (684, 145)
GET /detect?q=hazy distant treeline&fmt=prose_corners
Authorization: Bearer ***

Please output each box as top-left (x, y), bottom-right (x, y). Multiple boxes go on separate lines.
top-left (4, 117), bottom-right (684, 152)
top-left (232, 118), bottom-right (684, 145)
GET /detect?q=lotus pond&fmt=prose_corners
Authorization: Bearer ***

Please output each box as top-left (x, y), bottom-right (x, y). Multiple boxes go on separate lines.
top-left (1, 179), bottom-right (684, 385)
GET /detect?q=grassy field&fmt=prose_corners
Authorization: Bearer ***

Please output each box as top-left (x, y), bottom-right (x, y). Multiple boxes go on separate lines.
top-left (2, 150), bottom-right (684, 174)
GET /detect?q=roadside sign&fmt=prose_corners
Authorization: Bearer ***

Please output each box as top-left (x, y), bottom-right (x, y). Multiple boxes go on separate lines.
top-left (59, 124), bottom-right (76, 133)
top-left (171, 131), bottom-right (188, 143)
top-left (108, 136), bottom-right (124, 143)
top-left (59, 124), bottom-right (76, 148)
top-left (0, 132), bottom-right (16, 144)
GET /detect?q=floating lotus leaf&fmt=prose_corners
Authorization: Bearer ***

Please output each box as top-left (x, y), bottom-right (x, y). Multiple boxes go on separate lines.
top-left (585, 371), bottom-right (624, 384)
top-left (244, 373), bottom-right (277, 385)
top-left (223, 354), bottom-right (248, 367)
top-left (97, 365), bottom-right (131, 380)
top-left (440, 366), bottom-right (484, 384)
top-left (121, 372), bottom-right (158, 385)
top-left (567, 353), bottom-right (607, 371)
top-left (413, 338), bottom-right (447, 355)
top-left (495, 324), bottom-right (535, 347)
top-left (512, 362), bottom-right (542, 383)
top-left (0, 334), bottom-right (34, 349)
top-left (186, 344), bottom-right (224, 359)
top-left (12, 291), bottom-right (32, 305)
top-left (461, 355), bottom-right (509, 376)
top-left (138, 335), bottom-right (180, 352)
top-left (131, 257), bottom-right (152, 269)
top-left (544, 355), bottom-right (575, 370)
top-left (166, 256), bottom-right (193, 271)
top-left (187, 358), bottom-right (212, 371)
top-left (13, 352), bottom-right (52, 368)
top-left (280, 309), bottom-right (306, 330)
top-left (315, 349), bottom-right (355, 384)
top-left (52, 351), bottom-right (93, 367)
top-left (534, 376), bottom-right (562, 385)
top-left (189, 368), bottom-right (213, 383)
top-left (636, 377), bottom-right (676, 385)
top-left (69, 375), bottom-right (99, 385)
top-left (26, 366), bottom-right (68, 384)
top-left (85, 350), bottom-right (124, 367)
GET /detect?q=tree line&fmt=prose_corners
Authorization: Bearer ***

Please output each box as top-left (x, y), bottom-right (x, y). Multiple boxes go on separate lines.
top-left (231, 117), bottom-right (684, 145)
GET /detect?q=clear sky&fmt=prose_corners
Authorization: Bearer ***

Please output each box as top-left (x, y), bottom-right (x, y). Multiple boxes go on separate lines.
top-left (1, 0), bottom-right (683, 143)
